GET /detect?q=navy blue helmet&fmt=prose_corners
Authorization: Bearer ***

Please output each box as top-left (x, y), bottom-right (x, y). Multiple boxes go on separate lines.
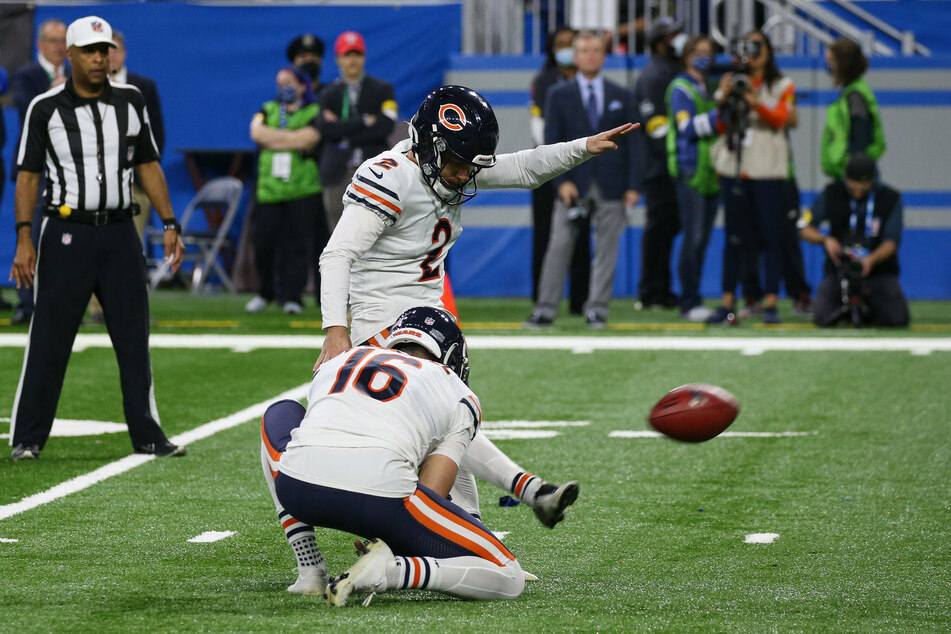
top-left (409, 85), bottom-right (499, 205)
top-left (386, 307), bottom-right (470, 384)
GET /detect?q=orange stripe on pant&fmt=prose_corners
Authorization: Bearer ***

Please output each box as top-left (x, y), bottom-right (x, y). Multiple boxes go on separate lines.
top-left (261, 416), bottom-right (282, 463)
top-left (407, 489), bottom-right (514, 566)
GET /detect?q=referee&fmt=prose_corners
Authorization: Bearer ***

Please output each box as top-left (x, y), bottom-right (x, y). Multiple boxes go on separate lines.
top-left (9, 16), bottom-right (185, 461)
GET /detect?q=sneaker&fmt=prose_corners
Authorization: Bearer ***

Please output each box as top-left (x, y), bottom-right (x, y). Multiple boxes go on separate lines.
top-left (738, 301), bottom-right (762, 319)
top-left (792, 294), bottom-right (812, 317)
top-left (11, 306), bottom-right (32, 325)
top-left (283, 301), bottom-right (303, 315)
top-left (706, 306), bottom-right (740, 326)
top-left (245, 295), bottom-right (268, 313)
top-left (523, 313), bottom-right (553, 329)
top-left (11, 443), bottom-right (40, 461)
top-left (763, 307), bottom-right (782, 324)
top-left (134, 440), bottom-right (187, 457)
top-left (287, 567), bottom-right (329, 596)
top-left (325, 539), bottom-right (392, 607)
top-left (682, 305), bottom-right (714, 322)
top-left (531, 481), bottom-right (580, 529)
top-left (585, 313), bottom-right (607, 329)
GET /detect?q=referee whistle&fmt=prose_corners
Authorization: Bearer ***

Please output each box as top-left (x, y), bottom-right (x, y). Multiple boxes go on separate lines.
top-left (59, 205), bottom-right (72, 218)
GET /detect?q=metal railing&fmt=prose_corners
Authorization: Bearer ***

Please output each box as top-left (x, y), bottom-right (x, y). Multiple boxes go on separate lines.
top-left (462, 0), bottom-right (928, 56)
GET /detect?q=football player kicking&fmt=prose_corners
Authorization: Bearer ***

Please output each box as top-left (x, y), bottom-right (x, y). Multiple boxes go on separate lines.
top-left (261, 307), bottom-right (525, 605)
top-left (314, 85), bottom-right (635, 529)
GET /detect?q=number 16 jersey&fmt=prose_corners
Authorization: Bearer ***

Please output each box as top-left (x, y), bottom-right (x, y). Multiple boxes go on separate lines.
top-left (278, 346), bottom-right (482, 498)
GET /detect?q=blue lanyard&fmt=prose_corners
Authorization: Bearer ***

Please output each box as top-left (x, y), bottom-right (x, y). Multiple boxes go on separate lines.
top-left (849, 192), bottom-right (875, 239)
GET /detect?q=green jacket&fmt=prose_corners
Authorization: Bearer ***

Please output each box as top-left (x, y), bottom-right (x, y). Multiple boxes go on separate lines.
top-left (666, 76), bottom-right (719, 195)
top-left (256, 101), bottom-right (322, 204)
top-left (821, 78), bottom-right (885, 179)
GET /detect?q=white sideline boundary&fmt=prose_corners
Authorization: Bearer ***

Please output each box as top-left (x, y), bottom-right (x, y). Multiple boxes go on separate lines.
top-left (0, 333), bottom-right (948, 353)
top-left (0, 382), bottom-right (309, 522)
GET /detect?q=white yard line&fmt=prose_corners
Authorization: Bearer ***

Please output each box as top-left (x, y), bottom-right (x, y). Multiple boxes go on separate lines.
top-left (745, 533), bottom-right (780, 544)
top-left (0, 382), bottom-right (309, 522)
top-left (188, 531), bottom-right (236, 543)
top-left (0, 333), bottom-right (948, 353)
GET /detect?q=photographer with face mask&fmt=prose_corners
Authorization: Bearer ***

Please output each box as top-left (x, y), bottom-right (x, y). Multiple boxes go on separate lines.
top-left (800, 155), bottom-right (908, 328)
top-left (246, 66), bottom-right (323, 315)
top-left (708, 31), bottom-right (795, 325)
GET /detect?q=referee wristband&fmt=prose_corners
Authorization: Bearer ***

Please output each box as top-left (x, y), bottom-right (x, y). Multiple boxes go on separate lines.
top-left (15, 221), bottom-right (32, 233)
top-left (162, 219), bottom-right (182, 234)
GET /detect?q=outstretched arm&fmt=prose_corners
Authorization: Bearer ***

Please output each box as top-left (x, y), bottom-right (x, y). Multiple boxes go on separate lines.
top-left (479, 123), bottom-right (639, 190)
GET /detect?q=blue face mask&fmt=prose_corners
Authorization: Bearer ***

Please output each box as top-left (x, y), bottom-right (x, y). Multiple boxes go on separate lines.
top-left (692, 55), bottom-right (712, 74)
top-left (276, 85), bottom-right (298, 104)
top-left (554, 48), bottom-right (574, 67)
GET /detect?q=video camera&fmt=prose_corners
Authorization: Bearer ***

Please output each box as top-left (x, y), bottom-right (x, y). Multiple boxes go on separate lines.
top-left (828, 245), bottom-right (871, 327)
top-left (708, 38), bottom-right (763, 154)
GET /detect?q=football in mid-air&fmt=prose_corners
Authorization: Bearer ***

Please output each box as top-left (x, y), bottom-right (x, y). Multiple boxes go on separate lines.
top-left (647, 384), bottom-right (740, 442)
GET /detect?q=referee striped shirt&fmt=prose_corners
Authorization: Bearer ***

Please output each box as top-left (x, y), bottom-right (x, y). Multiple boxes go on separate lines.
top-left (16, 78), bottom-right (160, 212)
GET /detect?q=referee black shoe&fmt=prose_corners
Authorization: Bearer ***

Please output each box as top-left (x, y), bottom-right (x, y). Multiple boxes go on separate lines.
top-left (134, 440), bottom-right (187, 457)
top-left (11, 443), bottom-right (40, 461)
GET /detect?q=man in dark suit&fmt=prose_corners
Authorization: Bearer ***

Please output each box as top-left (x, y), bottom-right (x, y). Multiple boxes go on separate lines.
top-left (526, 31), bottom-right (638, 329)
top-left (318, 31), bottom-right (397, 233)
top-left (9, 18), bottom-right (70, 324)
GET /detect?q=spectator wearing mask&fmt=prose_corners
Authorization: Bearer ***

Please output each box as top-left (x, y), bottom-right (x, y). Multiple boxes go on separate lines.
top-left (528, 26), bottom-right (589, 314)
top-left (666, 36), bottom-right (726, 322)
top-left (246, 67), bottom-right (322, 315)
top-left (287, 33), bottom-right (325, 91)
top-left (821, 38), bottom-right (885, 181)
top-left (632, 17), bottom-right (687, 311)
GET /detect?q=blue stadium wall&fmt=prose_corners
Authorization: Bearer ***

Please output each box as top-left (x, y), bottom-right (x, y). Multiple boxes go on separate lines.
top-left (2, 2), bottom-right (949, 299)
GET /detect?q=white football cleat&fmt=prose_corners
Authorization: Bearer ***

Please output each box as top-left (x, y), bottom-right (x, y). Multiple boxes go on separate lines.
top-left (286, 567), bottom-right (329, 596)
top-left (531, 481), bottom-right (580, 529)
top-left (523, 570), bottom-right (539, 582)
top-left (325, 539), bottom-right (392, 607)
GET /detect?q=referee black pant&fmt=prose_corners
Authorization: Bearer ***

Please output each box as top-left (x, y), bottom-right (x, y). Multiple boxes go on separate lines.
top-left (10, 215), bottom-right (168, 451)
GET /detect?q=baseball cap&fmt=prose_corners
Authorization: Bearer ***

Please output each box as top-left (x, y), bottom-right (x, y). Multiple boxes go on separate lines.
top-left (66, 16), bottom-right (118, 49)
top-left (286, 33), bottom-right (324, 62)
top-left (845, 154), bottom-right (876, 181)
top-left (335, 31), bottom-right (366, 56)
top-left (647, 16), bottom-right (682, 45)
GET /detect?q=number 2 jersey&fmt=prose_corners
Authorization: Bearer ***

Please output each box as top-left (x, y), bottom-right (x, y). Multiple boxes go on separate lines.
top-left (320, 137), bottom-right (592, 345)
top-left (278, 346), bottom-right (482, 498)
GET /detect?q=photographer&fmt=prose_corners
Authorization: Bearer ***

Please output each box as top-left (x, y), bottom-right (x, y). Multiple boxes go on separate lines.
top-left (800, 155), bottom-right (908, 327)
top-left (708, 31), bottom-right (795, 325)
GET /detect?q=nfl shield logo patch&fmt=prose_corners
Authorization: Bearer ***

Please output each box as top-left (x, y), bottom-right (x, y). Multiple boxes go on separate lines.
top-left (127, 146), bottom-right (135, 162)
top-left (424, 317), bottom-right (435, 326)
top-left (62, 233), bottom-right (72, 245)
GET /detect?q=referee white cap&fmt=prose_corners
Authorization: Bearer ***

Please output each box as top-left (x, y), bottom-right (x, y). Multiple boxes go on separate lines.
top-left (66, 16), bottom-right (118, 49)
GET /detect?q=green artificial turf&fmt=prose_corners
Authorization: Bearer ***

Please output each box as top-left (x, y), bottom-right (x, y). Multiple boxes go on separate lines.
top-left (0, 293), bottom-right (949, 631)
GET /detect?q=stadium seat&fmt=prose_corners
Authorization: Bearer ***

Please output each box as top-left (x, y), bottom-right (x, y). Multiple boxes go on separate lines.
top-left (148, 176), bottom-right (244, 293)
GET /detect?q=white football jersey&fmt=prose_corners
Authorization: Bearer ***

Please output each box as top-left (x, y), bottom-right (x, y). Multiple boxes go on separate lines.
top-left (325, 137), bottom-right (591, 344)
top-left (343, 140), bottom-right (462, 344)
top-left (278, 346), bottom-right (482, 497)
